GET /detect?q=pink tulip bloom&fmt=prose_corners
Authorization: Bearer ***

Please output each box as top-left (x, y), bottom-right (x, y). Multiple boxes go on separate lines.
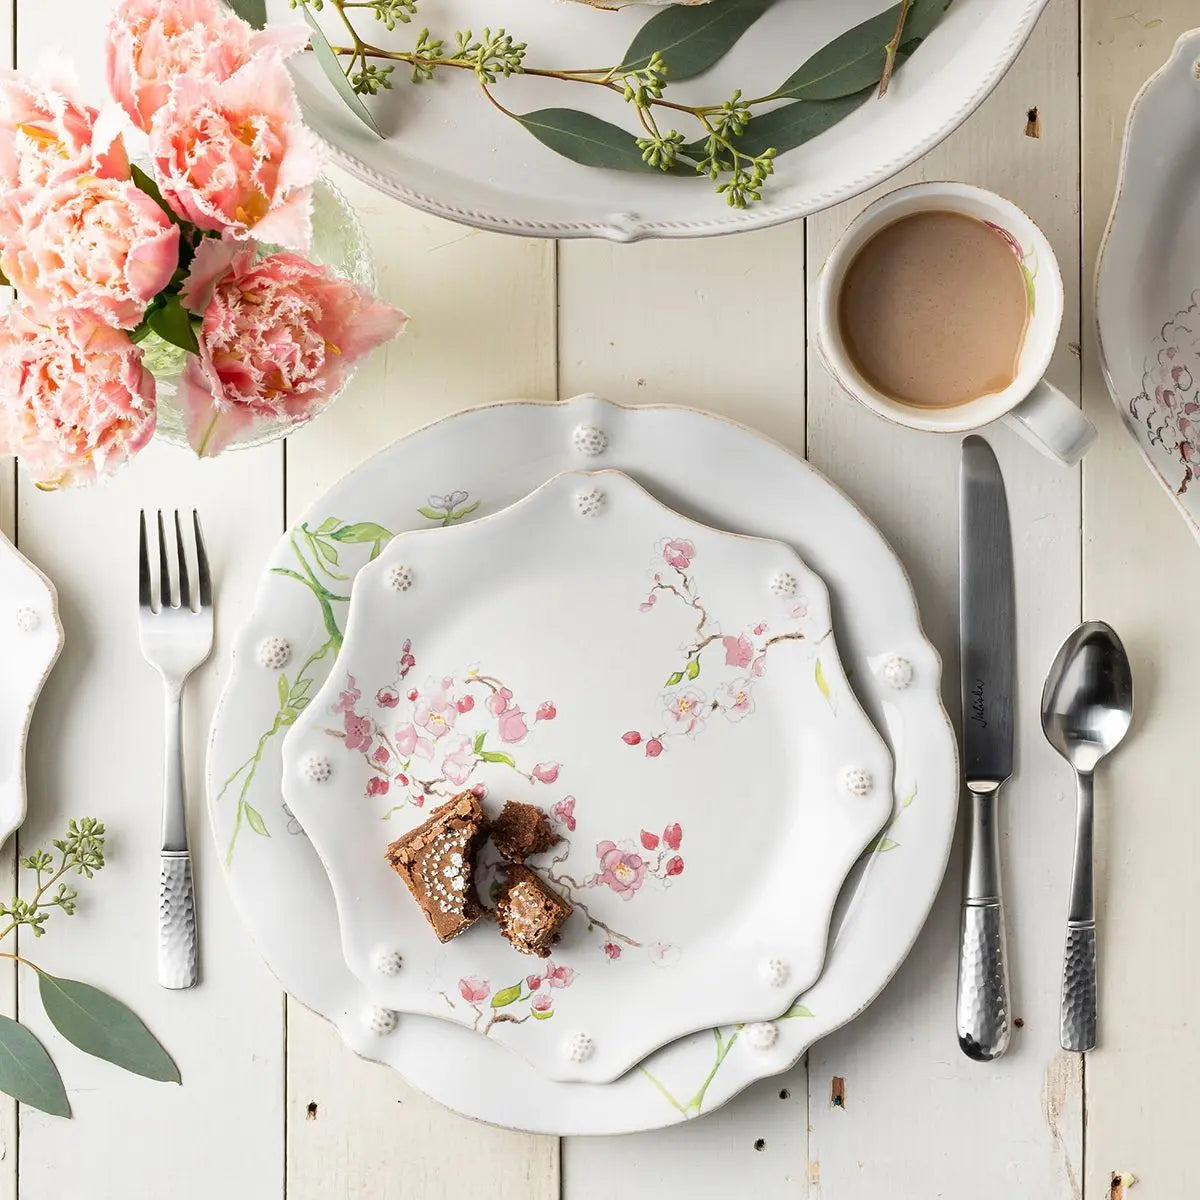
top-left (150, 56), bottom-right (322, 251)
top-left (458, 978), bottom-right (489, 1004)
top-left (106, 0), bottom-right (308, 133)
top-left (0, 61), bottom-right (128, 244)
top-left (594, 841), bottom-right (646, 900)
top-left (1, 175), bottom-right (178, 330)
top-left (0, 308), bottom-right (155, 488)
top-left (178, 241), bottom-right (406, 456)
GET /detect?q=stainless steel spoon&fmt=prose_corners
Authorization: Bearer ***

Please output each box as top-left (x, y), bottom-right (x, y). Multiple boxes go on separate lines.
top-left (1040, 621), bottom-right (1133, 1052)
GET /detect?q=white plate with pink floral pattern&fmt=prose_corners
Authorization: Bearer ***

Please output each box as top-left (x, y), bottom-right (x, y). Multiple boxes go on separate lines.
top-left (281, 468), bottom-right (892, 1084)
top-left (1097, 29), bottom-right (1200, 539)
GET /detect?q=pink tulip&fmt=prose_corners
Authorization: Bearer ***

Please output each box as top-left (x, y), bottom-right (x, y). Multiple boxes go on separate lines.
top-left (0, 308), bottom-right (155, 488)
top-left (1, 174), bottom-right (178, 330)
top-left (0, 61), bottom-right (128, 247)
top-left (106, 0), bottom-right (308, 133)
top-left (178, 241), bottom-right (407, 456)
top-left (150, 56), bottom-right (322, 252)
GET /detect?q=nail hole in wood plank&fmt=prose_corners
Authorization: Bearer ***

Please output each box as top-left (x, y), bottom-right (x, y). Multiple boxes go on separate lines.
top-left (753, 1138), bottom-right (766, 1152)
top-left (306, 1102), bottom-right (318, 1121)
top-left (1025, 106), bottom-right (1042, 138)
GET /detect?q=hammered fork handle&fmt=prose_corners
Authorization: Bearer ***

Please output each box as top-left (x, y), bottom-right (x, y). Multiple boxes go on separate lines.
top-left (159, 688), bottom-right (197, 989)
top-left (159, 852), bottom-right (197, 989)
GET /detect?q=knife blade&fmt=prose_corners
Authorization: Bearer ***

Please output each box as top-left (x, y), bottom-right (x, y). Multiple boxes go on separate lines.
top-left (956, 435), bottom-right (1015, 1062)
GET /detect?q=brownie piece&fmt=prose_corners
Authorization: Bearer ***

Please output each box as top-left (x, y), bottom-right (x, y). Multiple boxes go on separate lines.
top-left (495, 864), bottom-right (573, 958)
top-left (385, 793), bottom-right (487, 943)
top-left (490, 800), bottom-right (561, 862)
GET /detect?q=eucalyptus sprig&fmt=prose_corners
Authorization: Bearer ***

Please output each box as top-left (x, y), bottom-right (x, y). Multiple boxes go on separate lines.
top-left (0, 819), bottom-right (179, 1118)
top-left (256, 0), bottom-right (953, 207)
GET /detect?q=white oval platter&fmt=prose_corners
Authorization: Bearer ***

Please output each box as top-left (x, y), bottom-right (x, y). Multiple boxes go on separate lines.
top-left (207, 395), bottom-right (957, 1134)
top-left (0, 530), bottom-right (64, 849)
top-left (1096, 29), bottom-right (1200, 539)
top-left (273, 0), bottom-right (1050, 241)
top-left (282, 468), bottom-right (892, 1083)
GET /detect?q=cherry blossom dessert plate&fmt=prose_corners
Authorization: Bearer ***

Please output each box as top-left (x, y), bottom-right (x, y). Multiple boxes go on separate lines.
top-left (0, 530), bottom-right (63, 849)
top-left (281, 469), bottom-right (893, 1084)
top-left (1096, 29), bottom-right (1200, 538)
top-left (208, 395), bottom-right (957, 1132)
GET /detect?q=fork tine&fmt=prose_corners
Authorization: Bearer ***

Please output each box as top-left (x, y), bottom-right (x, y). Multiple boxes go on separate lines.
top-left (174, 511), bottom-right (191, 612)
top-left (138, 511), bottom-right (152, 609)
top-left (157, 510), bottom-right (173, 609)
top-left (193, 511), bottom-right (212, 610)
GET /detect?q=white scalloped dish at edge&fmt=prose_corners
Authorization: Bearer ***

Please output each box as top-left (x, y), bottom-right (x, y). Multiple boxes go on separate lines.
top-left (1096, 28), bottom-right (1200, 540)
top-left (0, 531), bottom-right (63, 849)
top-left (281, 468), bottom-right (893, 1084)
top-left (273, 0), bottom-right (1050, 241)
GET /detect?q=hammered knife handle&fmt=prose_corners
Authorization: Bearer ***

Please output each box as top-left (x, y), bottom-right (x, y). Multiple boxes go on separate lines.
top-left (158, 852), bottom-right (198, 990)
top-left (1060, 921), bottom-right (1097, 1052)
top-left (956, 900), bottom-right (1011, 1061)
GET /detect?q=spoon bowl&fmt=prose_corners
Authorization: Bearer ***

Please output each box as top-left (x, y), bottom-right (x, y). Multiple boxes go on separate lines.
top-left (1041, 621), bottom-right (1133, 773)
top-left (1040, 619), bottom-right (1133, 1053)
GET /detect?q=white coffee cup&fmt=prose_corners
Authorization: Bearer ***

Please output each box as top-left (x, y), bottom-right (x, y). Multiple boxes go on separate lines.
top-left (816, 182), bottom-right (1095, 467)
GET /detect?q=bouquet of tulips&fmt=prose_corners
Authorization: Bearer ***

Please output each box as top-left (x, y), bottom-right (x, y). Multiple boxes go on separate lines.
top-left (0, 0), bottom-right (408, 489)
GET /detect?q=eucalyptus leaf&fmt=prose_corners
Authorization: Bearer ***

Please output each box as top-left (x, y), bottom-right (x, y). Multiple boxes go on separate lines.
top-left (226, 0), bottom-right (267, 27)
top-left (0, 1016), bottom-right (69, 1117)
top-left (723, 91), bottom-right (872, 159)
top-left (515, 109), bottom-right (683, 175)
top-left (621, 0), bottom-right (778, 80)
top-left (147, 294), bottom-right (199, 355)
top-left (38, 973), bottom-right (181, 1084)
top-left (300, 4), bottom-right (382, 137)
top-left (771, 0), bottom-right (950, 100)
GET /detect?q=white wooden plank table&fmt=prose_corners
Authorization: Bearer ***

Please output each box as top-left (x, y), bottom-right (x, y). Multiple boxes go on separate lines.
top-left (1, 0), bottom-right (1194, 1195)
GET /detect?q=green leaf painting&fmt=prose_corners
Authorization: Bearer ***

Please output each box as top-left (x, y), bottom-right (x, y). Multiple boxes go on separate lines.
top-left (490, 984), bottom-right (522, 1009)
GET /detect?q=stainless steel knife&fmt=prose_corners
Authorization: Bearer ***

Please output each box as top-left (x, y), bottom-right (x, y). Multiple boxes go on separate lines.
top-left (956, 436), bottom-right (1016, 1062)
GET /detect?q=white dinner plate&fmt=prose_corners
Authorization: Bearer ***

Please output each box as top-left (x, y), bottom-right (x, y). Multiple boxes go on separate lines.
top-left (282, 469), bottom-right (892, 1083)
top-left (275, 0), bottom-right (1050, 240)
top-left (0, 531), bottom-right (63, 850)
top-left (207, 395), bottom-right (957, 1134)
top-left (1096, 29), bottom-right (1200, 543)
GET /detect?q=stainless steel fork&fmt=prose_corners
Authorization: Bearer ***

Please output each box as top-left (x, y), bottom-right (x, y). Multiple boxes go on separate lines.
top-left (138, 511), bottom-right (213, 989)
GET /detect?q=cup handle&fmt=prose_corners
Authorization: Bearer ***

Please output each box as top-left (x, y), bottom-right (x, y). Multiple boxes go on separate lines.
top-left (1002, 380), bottom-right (1096, 467)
